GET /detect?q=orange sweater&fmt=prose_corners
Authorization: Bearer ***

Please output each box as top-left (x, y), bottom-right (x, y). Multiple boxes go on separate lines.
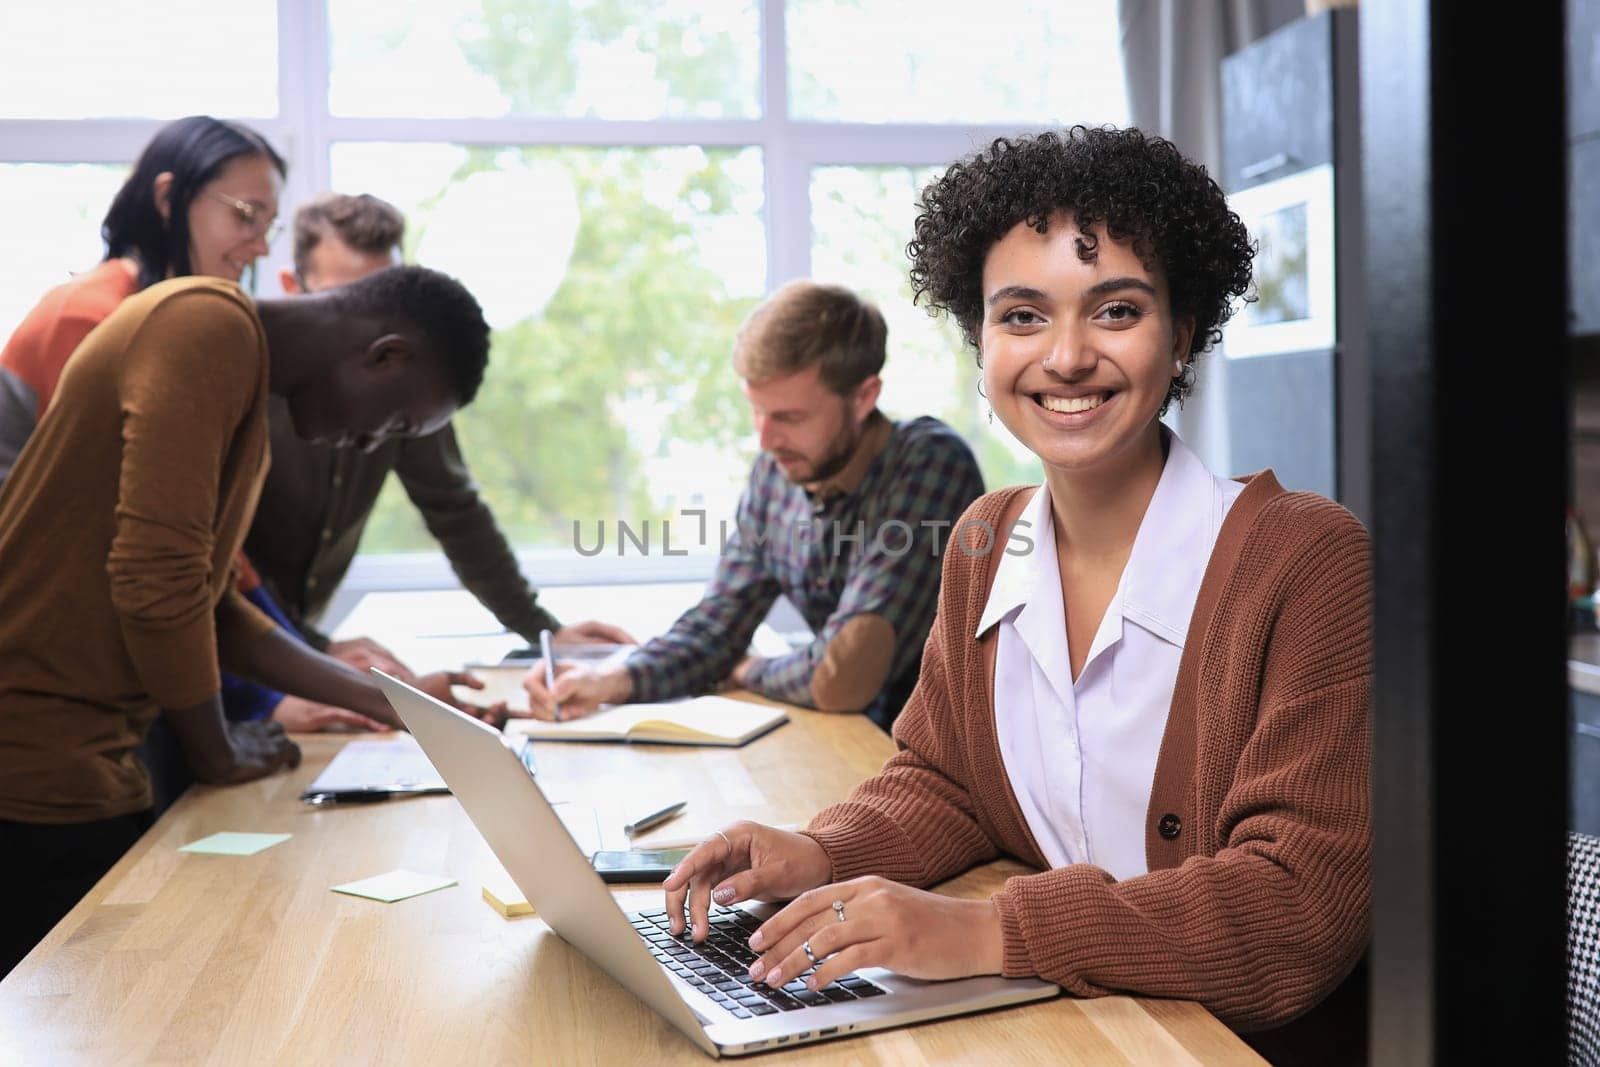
top-left (0, 278), bottom-right (277, 823)
top-left (803, 475), bottom-right (1372, 1032)
top-left (0, 258), bottom-right (140, 482)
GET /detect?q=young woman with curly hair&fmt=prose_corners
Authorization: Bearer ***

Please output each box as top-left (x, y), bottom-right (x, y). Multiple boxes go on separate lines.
top-left (663, 126), bottom-right (1371, 1057)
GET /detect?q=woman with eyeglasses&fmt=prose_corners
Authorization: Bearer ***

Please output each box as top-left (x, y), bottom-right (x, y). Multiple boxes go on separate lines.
top-left (0, 116), bottom-right (295, 813)
top-left (0, 114), bottom-right (284, 483)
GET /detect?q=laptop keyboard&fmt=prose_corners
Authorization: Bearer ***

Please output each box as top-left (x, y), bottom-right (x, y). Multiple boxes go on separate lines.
top-left (631, 903), bottom-right (888, 1019)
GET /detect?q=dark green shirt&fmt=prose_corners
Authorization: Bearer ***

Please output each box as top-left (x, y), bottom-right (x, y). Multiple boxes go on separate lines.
top-left (244, 398), bottom-right (560, 648)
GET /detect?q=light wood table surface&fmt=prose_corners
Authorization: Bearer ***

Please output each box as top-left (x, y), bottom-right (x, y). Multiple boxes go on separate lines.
top-left (0, 705), bottom-right (1264, 1065)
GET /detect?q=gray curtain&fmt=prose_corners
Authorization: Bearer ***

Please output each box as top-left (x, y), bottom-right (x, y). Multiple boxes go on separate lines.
top-left (1115, 0), bottom-right (1292, 474)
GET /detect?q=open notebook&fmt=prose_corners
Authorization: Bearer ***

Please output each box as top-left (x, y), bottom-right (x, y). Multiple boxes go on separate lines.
top-left (501, 695), bottom-right (788, 747)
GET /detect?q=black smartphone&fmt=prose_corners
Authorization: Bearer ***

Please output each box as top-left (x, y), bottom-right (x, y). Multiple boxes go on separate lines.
top-left (591, 847), bottom-right (693, 884)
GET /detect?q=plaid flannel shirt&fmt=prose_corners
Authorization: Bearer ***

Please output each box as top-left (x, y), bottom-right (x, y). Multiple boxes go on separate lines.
top-left (626, 413), bottom-right (985, 726)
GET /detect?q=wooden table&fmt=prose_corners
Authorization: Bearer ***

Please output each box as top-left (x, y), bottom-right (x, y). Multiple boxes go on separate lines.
top-left (0, 706), bottom-right (1264, 1065)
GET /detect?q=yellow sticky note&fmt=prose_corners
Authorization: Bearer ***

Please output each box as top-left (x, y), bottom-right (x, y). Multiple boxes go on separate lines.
top-left (332, 869), bottom-right (456, 903)
top-left (482, 873), bottom-right (533, 918)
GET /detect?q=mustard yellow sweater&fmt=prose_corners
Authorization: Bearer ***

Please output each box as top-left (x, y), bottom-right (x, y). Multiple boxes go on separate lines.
top-left (0, 278), bottom-right (277, 823)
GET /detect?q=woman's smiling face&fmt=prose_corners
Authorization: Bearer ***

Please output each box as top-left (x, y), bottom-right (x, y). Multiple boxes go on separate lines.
top-left (979, 212), bottom-right (1193, 477)
top-left (183, 153), bottom-right (282, 282)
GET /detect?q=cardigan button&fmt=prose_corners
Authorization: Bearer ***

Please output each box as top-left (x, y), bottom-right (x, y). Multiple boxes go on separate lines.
top-left (1158, 813), bottom-right (1182, 840)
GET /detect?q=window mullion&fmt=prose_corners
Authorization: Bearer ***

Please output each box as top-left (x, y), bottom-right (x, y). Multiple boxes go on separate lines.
top-left (267, 0), bottom-right (333, 295)
top-left (762, 0), bottom-right (807, 289)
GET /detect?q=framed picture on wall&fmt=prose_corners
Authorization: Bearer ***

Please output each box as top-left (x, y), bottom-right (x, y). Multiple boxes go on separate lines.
top-left (1224, 161), bottom-right (1337, 358)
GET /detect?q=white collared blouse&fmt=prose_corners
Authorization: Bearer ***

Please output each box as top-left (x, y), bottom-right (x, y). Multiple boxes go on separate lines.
top-left (977, 432), bottom-right (1244, 879)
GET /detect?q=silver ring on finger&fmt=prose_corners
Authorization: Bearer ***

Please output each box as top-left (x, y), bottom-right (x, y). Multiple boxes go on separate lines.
top-left (832, 898), bottom-right (846, 923)
top-left (802, 939), bottom-right (819, 965)
top-left (714, 830), bottom-right (732, 857)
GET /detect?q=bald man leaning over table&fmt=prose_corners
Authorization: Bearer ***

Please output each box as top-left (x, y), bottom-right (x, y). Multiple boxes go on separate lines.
top-left (0, 265), bottom-right (493, 976)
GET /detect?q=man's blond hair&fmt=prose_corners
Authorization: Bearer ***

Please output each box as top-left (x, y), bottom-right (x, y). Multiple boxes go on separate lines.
top-left (731, 280), bottom-right (887, 395)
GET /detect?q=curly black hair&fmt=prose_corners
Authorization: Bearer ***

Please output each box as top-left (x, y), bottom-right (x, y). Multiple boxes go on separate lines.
top-left (907, 125), bottom-right (1254, 412)
top-left (332, 265), bottom-right (491, 406)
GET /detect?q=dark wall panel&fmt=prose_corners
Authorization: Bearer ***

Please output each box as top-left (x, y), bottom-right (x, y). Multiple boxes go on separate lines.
top-left (1571, 0), bottom-right (1600, 140)
top-left (1224, 349), bottom-right (1336, 496)
top-left (1573, 137), bottom-right (1600, 335)
top-left (1223, 13), bottom-right (1333, 192)
top-left (1222, 14), bottom-right (1342, 506)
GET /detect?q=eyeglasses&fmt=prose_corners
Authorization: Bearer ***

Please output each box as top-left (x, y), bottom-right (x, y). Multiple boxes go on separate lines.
top-left (205, 190), bottom-right (282, 244)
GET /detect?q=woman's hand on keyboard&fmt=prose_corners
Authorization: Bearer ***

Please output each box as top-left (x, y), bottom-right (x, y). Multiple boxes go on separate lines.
top-left (662, 821), bottom-right (832, 942)
top-left (747, 878), bottom-right (1004, 988)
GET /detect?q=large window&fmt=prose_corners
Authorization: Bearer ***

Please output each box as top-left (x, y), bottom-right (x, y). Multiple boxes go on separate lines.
top-left (0, 2), bottom-right (279, 119)
top-left (787, 0), bottom-right (1125, 123)
top-left (0, 0), bottom-right (1126, 566)
top-left (334, 142), bottom-right (766, 550)
top-left (328, 0), bottom-right (762, 119)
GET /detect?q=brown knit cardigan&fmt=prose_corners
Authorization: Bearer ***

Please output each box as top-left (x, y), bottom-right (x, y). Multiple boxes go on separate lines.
top-left (802, 473), bottom-right (1372, 1032)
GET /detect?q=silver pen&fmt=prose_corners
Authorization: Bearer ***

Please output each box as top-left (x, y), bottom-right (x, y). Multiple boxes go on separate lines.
top-left (539, 628), bottom-right (562, 722)
top-left (624, 800), bottom-right (687, 837)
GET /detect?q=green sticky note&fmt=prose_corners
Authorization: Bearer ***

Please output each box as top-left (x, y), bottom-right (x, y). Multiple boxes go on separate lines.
top-left (331, 869), bottom-right (457, 903)
top-left (179, 832), bottom-right (292, 856)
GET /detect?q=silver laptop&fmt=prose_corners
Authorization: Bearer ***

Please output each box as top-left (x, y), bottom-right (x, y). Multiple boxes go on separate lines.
top-left (374, 671), bottom-right (1058, 1057)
